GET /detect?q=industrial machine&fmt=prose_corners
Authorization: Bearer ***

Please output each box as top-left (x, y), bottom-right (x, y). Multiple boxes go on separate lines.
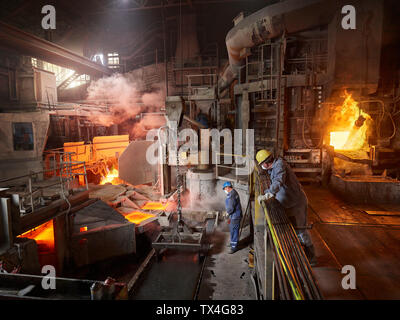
top-left (151, 96), bottom-right (210, 259)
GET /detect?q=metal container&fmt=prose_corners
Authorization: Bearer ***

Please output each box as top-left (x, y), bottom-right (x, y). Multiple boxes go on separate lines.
top-left (186, 168), bottom-right (215, 208)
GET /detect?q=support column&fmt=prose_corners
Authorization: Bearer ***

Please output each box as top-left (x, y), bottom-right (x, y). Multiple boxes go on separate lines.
top-left (241, 90), bottom-right (250, 151)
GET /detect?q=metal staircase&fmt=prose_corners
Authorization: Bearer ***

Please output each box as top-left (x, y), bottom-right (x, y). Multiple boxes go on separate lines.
top-left (57, 72), bottom-right (81, 90)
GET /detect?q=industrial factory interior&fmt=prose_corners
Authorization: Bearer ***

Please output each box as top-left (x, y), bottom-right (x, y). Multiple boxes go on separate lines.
top-left (1, 0), bottom-right (400, 305)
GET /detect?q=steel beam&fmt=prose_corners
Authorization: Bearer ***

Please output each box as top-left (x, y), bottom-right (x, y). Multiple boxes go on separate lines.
top-left (0, 22), bottom-right (112, 77)
top-left (91, 0), bottom-right (251, 14)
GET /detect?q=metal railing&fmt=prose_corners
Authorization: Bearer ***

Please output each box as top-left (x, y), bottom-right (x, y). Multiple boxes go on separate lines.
top-left (0, 151), bottom-right (88, 215)
top-left (37, 101), bottom-right (111, 114)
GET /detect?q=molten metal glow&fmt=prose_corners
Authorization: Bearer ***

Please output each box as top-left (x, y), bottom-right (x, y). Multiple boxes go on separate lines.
top-left (123, 211), bottom-right (155, 224)
top-left (141, 202), bottom-right (168, 211)
top-left (19, 220), bottom-right (54, 251)
top-left (80, 226), bottom-right (88, 232)
top-left (328, 93), bottom-right (371, 150)
top-left (330, 131), bottom-right (350, 150)
top-left (100, 167), bottom-right (122, 185)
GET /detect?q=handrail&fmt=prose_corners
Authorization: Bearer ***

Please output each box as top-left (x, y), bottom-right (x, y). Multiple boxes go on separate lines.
top-left (0, 151), bottom-right (89, 214)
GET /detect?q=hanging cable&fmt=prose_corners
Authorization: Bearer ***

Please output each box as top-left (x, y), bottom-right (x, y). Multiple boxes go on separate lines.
top-left (361, 99), bottom-right (396, 140)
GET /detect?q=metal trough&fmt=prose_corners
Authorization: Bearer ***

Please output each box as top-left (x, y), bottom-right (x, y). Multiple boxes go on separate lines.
top-left (152, 225), bottom-right (207, 261)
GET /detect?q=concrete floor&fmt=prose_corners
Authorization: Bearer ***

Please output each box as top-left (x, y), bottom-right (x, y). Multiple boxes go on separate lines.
top-left (197, 221), bottom-right (256, 300)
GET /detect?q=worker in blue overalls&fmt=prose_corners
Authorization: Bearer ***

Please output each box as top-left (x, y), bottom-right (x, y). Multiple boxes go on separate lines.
top-left (223, 181), bottom-right (242, 254)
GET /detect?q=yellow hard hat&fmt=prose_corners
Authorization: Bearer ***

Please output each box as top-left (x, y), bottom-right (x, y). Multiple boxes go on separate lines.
top-left (256, 149), bottom-right (272, 165)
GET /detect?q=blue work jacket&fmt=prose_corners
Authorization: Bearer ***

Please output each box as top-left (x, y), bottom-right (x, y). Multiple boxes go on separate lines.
top-left (225, 188), bottom-right (242, 220)
top-left (264, 157), bottom-right (307, 209)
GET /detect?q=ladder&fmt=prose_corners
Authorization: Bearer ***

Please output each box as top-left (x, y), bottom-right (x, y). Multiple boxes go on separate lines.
top-left (254, 40), bottom-right (286, 156)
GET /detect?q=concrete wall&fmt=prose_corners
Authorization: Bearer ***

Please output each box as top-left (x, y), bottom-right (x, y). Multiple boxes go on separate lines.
top-left (0, 111), bottom-right (49, 182)
top-left (34, 69), bottom-right (57, 105)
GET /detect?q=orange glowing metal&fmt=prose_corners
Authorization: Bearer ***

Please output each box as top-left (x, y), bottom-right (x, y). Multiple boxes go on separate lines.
top-left (123, 211), bottom-right (156, 224)
top-left (80, 226), bottom-right (88, 232)
top-left (19, 220), bottom-right (55, 251)
top-left (141, 202), bottom-right (168, 211)
top-left (100, 167), bottom-right (122, 185)
top-left (328, 92), bottom-right (372, 150)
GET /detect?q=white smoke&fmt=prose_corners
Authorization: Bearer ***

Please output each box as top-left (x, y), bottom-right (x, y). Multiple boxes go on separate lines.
top-left (85, 72), bottom-right (166, 133)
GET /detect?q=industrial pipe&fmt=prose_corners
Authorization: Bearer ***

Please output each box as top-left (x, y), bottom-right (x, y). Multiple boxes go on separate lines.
top-left (218, 0), bottom-right (336, 93)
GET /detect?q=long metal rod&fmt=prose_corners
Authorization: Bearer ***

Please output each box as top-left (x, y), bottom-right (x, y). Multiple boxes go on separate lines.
top-left (128, 248), bottom-right (155, 294)
top-left (267, 200), bottom-right (322, 299)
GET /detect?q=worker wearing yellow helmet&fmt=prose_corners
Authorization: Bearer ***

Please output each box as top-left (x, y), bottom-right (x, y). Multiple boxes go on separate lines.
top-left (256, 149), bottom-right (316, 266)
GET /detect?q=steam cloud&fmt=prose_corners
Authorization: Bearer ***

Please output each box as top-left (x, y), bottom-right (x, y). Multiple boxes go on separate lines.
top-left (85, 72), bottom-right (166, 139)
top-left (180, 184), bottom-right (227, 212)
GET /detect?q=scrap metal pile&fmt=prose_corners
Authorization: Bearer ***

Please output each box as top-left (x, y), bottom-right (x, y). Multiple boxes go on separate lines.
top-left (89, 183), bottom-right (172, 231)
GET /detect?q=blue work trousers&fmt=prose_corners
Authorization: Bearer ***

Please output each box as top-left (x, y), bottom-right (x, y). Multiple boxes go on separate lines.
top-left (229, 218), bottom-right (241, 249)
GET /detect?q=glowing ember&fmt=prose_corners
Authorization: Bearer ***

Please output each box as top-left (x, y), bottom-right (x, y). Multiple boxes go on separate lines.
top-left (123, 211), bottom-right (156, 224)
top-left (141, 202), bottom-right (168, 211)
top-left (80, 226), bottom-right (88, 232)
top-left (328, 92), bottom-right (372, 150)
top-left (19, 220), bottom-right (54, 251)
top-left (100, 167), bottom-right (122, 185)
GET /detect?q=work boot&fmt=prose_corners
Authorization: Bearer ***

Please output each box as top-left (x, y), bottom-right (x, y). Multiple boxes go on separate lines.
top-left (229, 247), bottom-right (238, 254)
top-left (304, 245), bottom-right (317, 267)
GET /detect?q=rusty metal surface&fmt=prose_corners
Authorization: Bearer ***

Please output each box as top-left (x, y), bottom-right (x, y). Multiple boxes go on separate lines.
top-left (364, 211), bottom-right (400, 216)
top-left (305, 184), bottom-right (400, 299)
top-left (315, 223), bottom-right (400, 299)
top-left (325, 0), bottom-right (383, 95)
top-left (305, 184), bottom-right (400, 226)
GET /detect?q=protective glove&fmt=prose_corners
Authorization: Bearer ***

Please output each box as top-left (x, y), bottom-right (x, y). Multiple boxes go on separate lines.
top-left (222, 211), bottom-right (230, 219)
top-left (257, 192), bottom-right (274, 204)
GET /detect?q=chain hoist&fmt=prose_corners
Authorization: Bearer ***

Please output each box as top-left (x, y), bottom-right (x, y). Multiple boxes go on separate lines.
top-left (176, 143), bottom-right (182, 224)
